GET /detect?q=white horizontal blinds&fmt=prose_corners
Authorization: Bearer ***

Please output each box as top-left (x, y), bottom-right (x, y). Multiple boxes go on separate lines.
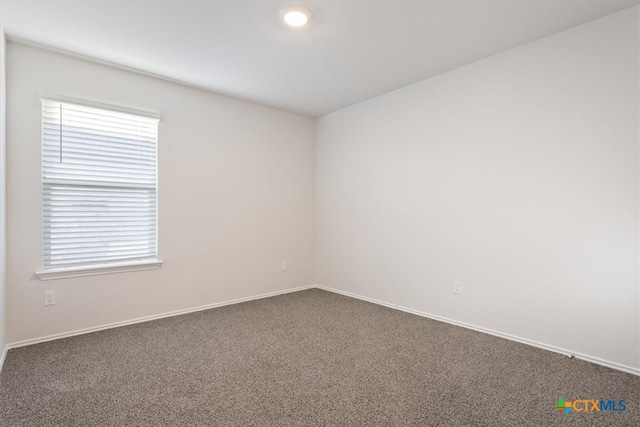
top-left (42, 99), bottom-right (158, 269)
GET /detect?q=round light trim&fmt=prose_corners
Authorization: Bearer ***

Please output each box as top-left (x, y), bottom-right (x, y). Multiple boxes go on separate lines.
top-left (280, 6), bottom-right (312, 27)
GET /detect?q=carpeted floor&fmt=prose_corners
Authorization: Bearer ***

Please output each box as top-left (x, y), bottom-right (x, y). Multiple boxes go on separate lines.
top-left (0, 288), bottom-right (639, 426)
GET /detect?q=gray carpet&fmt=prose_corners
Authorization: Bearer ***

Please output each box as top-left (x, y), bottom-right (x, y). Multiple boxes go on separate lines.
top-left (1, 288), bottom-right (639, 426)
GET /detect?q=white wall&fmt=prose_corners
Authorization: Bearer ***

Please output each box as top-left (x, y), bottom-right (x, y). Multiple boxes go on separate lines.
top-left (316, 7), bottom-right (640, 370)
top-left (0, 25), bottom-right (7, 359)
top-left (6, 42), bottom-right (315, 344)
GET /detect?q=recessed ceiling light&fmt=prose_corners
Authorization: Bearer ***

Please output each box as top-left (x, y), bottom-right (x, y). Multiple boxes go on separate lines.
top-left (280, 6), bottom-right (313, 28)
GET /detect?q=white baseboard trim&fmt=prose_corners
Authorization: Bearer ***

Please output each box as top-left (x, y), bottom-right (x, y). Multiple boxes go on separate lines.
top-left (4, 284), bottom-right (638, 378)
top-left (6, 284), bottom-right (315, 351)
top-left (315, 285), bottom-right (640, 377)
top-left (0, 345), bottom-right (8, 373)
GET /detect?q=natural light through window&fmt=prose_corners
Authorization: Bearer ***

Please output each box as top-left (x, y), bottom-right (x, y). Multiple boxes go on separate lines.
top-left (39, 98), bottom-right (159, 278)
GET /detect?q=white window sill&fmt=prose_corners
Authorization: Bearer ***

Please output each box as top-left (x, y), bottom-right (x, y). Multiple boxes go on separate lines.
top-left (35, 260), bottom-right (163, 281)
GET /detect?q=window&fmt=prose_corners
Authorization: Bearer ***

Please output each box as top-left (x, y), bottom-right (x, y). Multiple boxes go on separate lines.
top-left (38, 97), bottom-right (160, 279)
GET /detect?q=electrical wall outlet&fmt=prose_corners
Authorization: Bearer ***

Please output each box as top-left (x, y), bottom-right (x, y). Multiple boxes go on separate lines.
top-left (281, 261), bottom-right (287, 271)
top-left (44, 290), bottom-right (56, 306)
top-left (453, 280), bottom-right (462, 295)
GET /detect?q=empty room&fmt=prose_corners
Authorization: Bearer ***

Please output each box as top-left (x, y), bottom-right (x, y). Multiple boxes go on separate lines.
top-left (0, 0), bottom-right (639, 425)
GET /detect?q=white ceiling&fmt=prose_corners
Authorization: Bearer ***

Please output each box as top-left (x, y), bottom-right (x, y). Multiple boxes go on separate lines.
top-left (1, 0), bottom-right (638, 117)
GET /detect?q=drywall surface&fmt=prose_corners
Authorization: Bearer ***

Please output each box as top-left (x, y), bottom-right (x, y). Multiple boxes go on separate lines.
top-left (0, 26), bottom-right (7, 357)
top-left (6, 42), bottom-right (315, 343)
top-left (316, 7), bottom-right (640, 369)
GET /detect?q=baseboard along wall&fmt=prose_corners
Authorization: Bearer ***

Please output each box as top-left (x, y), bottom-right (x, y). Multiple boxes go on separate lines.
top-left (1, 284), bottom-right (638, 377)
top-left (313, 285), bottom-right (640, 377)
top-left (0, 284), bottom-right (315, 372)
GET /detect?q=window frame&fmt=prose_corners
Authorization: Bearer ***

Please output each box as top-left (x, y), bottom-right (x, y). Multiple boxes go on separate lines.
top-left (35, 93), bottom-right (162, 280)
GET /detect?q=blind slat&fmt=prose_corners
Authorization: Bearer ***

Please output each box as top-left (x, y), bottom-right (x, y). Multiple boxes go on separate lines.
top-left (44, 131), bottom-right (157, 150)
top-left (47, 254), bottom-right (157, 267)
